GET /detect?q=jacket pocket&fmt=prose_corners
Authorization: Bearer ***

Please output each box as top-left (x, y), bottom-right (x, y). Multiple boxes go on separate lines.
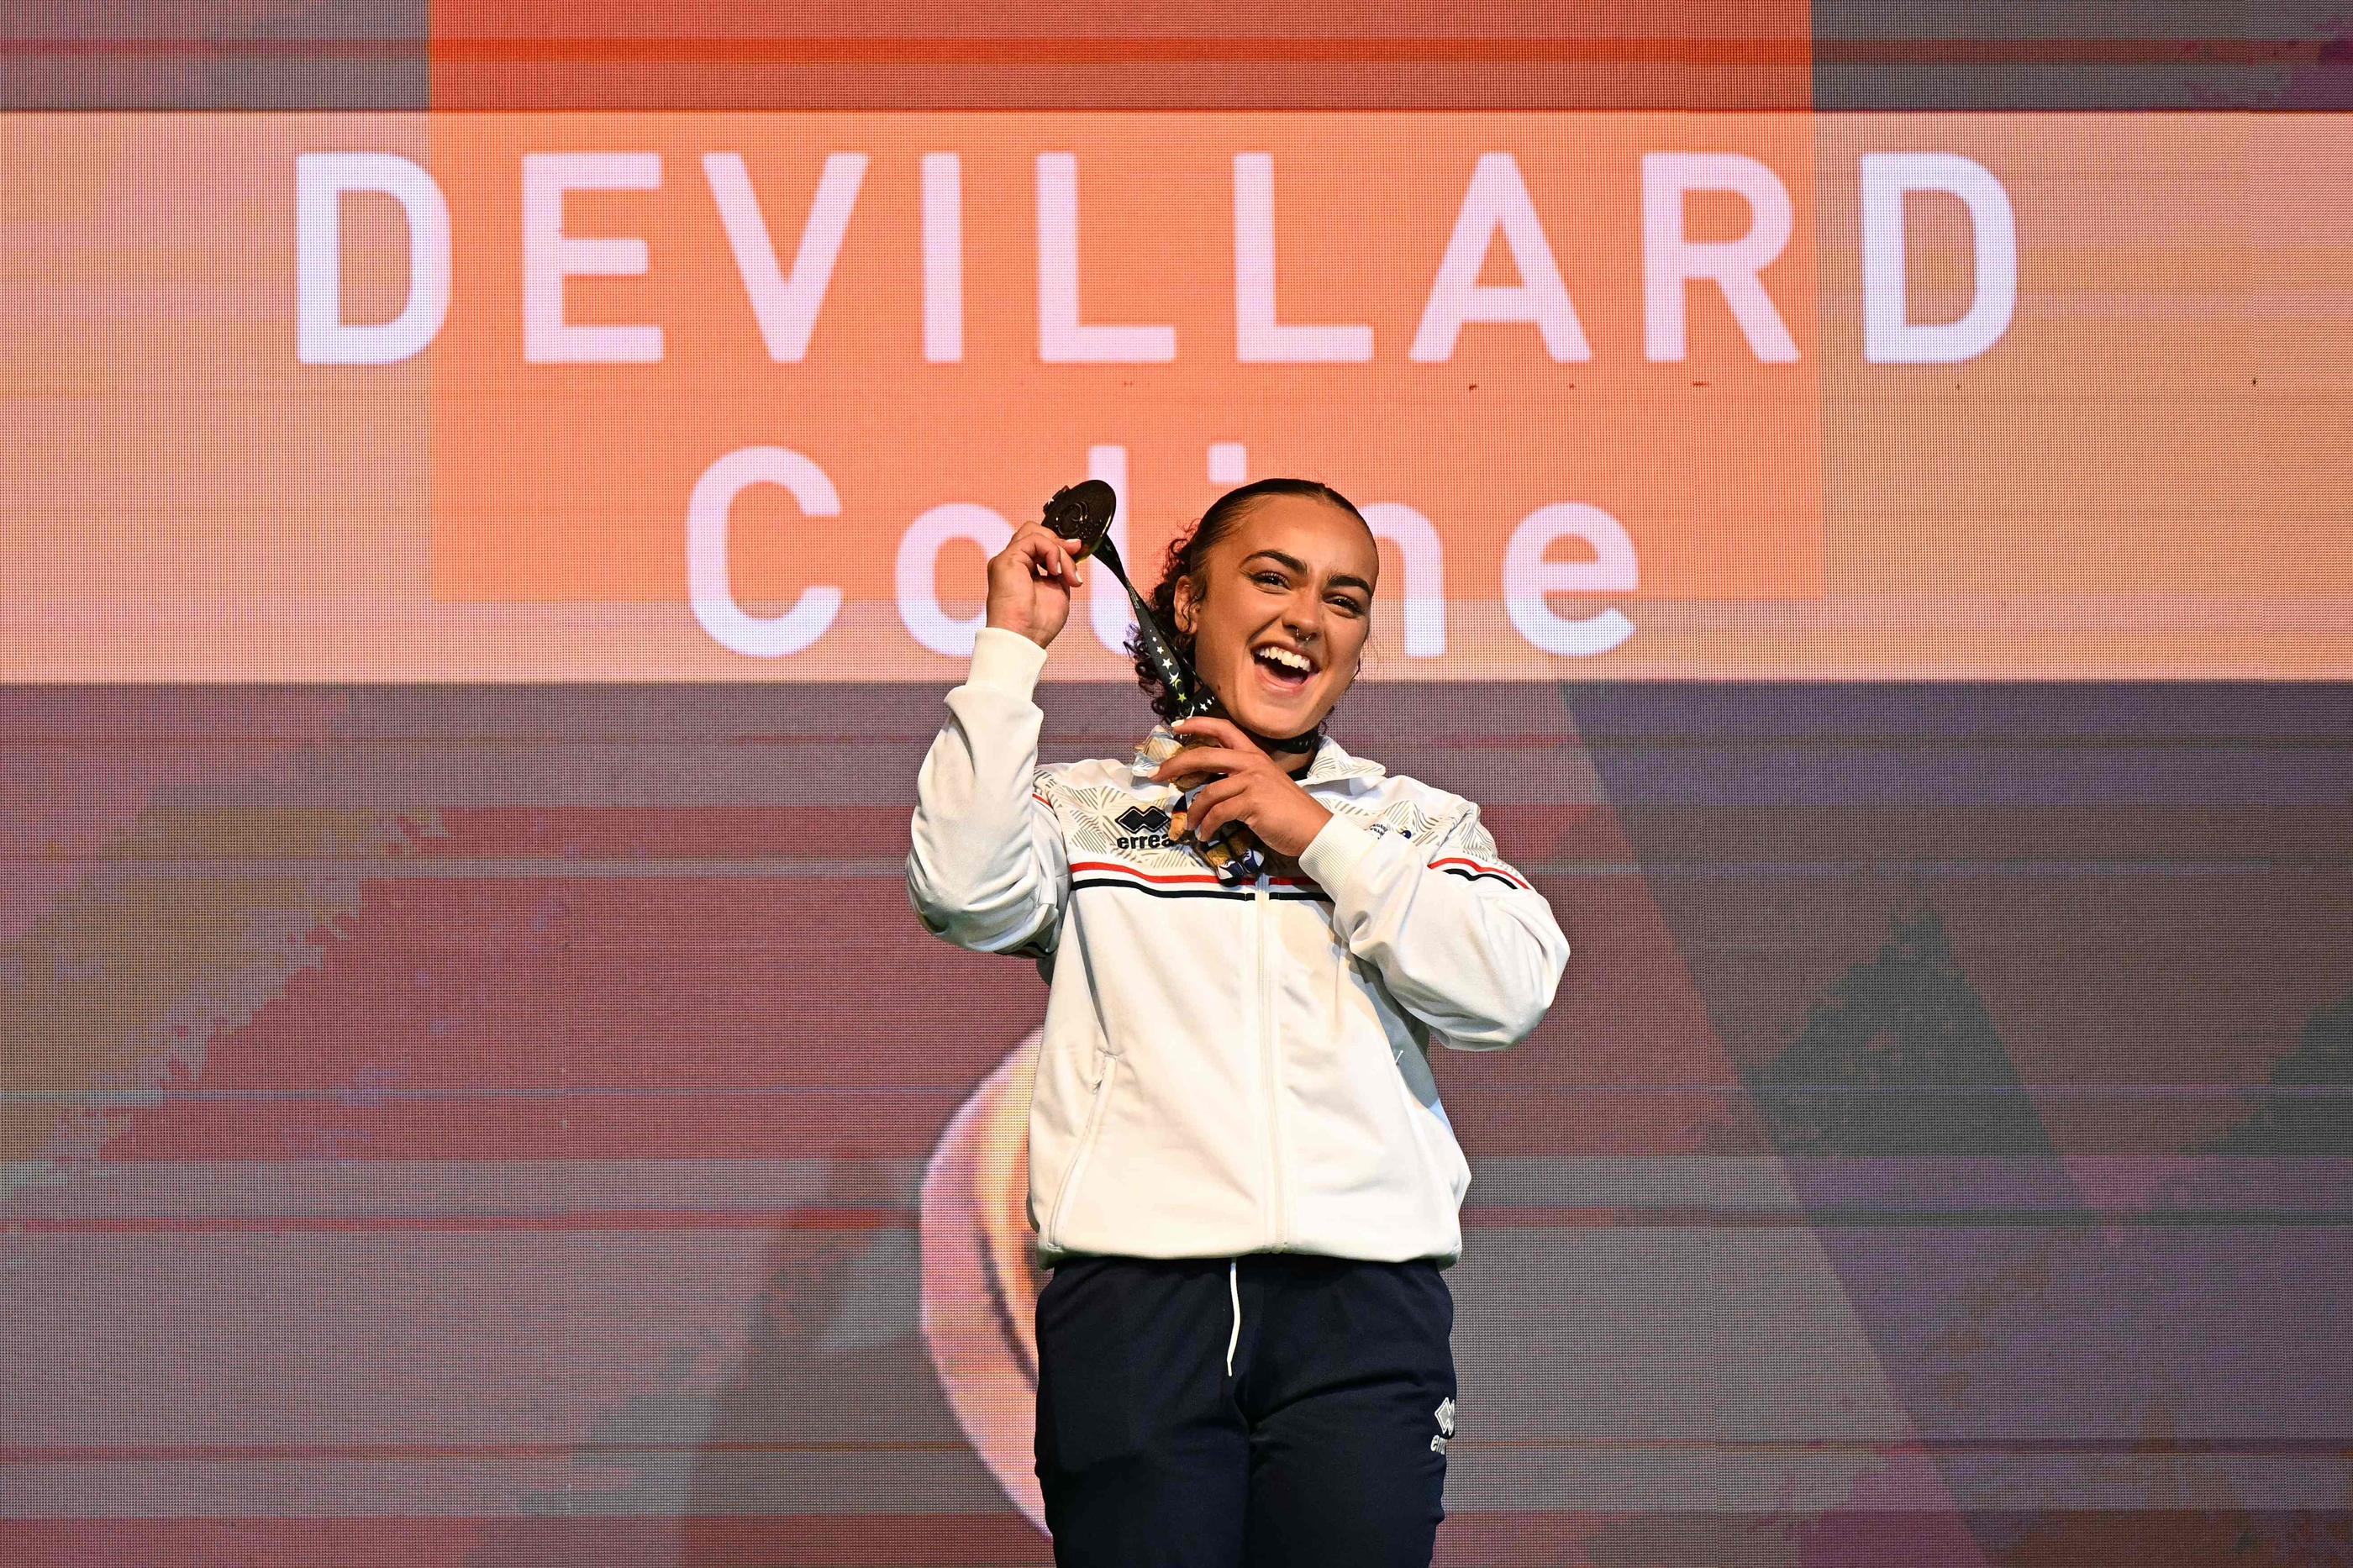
top-left (1043, 1054), bottom-right (1119, 1252)
top-left (1390, 1055), bottom-right (1472, 1207)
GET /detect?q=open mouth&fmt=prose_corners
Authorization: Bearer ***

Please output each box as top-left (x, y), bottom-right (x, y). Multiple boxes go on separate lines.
top-left (1251, 645), bottom-right (1315, 695)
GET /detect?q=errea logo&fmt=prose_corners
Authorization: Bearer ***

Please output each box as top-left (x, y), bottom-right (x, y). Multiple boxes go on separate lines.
top-left (1113, 802), bottom-right (1174, 851)
top-left (1431, 1396), bottom-right (1455, 1455)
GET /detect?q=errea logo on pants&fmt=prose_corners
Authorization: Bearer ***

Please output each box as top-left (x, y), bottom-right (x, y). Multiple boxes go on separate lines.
top-left (1431, 1397), bottom-right (1455, 1455)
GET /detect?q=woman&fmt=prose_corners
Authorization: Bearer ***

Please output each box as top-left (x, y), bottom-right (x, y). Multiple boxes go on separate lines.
top-left (907, 477), bottom-right (1571, 1567)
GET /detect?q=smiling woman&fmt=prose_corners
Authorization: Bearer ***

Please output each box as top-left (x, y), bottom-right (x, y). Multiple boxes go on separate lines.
top-left (1129, 481), bottom-right (1384, 880)
top-left (905, 474), bottom-right (1571, 1567)
top-left (1141, 478), bottom-right (1378, 768)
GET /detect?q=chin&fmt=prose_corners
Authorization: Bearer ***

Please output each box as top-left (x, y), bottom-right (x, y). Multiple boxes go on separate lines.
top-left (1228, 687), bottom-right (1332, 742)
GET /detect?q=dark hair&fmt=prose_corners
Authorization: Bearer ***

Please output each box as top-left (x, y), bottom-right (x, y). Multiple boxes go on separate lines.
top-left (1128, 476), bottom-right (1371, 723)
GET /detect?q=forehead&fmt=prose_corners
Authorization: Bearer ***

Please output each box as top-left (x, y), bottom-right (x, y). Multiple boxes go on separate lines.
top-left (1216, 495), bottom-right (1379, 584)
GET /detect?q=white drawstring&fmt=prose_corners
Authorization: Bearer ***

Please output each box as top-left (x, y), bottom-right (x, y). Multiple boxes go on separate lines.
top-left (1224, 1256), bottom-right (1242, 1376)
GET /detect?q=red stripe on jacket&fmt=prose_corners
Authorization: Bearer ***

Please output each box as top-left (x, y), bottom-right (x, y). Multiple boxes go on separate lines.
top-left (1429, 855), bottom-right (1532, 891)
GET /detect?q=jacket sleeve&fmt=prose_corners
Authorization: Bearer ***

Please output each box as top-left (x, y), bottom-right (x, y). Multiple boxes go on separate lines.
top-left (905, 624), bottom-right (1071, 958)
top-left (1297, 796), bottom-right (1569, 1050)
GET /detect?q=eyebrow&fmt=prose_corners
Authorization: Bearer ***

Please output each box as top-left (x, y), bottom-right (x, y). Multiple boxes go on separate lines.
top-left (1241, 550), bottom-right (1373, 598)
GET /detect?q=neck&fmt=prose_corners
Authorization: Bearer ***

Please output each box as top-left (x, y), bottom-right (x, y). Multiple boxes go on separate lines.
top-left (1182, 688), bottom-right (1323, 771)
top-left (1238, 715), bottom-right (1322, 771)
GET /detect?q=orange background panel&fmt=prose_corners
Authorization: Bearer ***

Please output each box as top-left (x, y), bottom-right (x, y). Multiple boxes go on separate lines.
top-left (424, 113), bottom-right (1822, 608)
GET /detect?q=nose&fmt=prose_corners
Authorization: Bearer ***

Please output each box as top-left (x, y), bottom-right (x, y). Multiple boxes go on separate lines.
top-left (1282, 589), bottom-right (1324, 647)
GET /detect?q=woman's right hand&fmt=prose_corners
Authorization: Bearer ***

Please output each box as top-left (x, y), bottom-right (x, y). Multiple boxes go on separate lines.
top-left (986, 519), bottom-right (1088, 649)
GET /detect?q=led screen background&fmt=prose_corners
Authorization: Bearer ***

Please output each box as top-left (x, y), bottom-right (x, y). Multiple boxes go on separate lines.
top-left (5, 5), bottom-right (2352, 1565)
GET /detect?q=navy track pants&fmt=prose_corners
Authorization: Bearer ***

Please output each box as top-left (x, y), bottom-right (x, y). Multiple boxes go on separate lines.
top-left (1033, 1251), bottom-right (1457, 1568)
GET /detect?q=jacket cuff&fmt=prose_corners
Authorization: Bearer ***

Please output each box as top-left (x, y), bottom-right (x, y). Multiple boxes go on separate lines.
top-left (966, 624), bottom-right (1050, 697)
top-left (1298, 811), bottom-right (1384, 896)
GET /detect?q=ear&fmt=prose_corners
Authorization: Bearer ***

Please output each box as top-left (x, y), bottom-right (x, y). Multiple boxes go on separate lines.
top-left (1172, 574), bottom-right (1198, 637)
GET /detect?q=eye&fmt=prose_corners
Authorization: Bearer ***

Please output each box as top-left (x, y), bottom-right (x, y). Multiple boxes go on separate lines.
top-left (1329, 595), bottom-right (1367, 616)
top-left (1252, 571), bottom-right (1288, 590)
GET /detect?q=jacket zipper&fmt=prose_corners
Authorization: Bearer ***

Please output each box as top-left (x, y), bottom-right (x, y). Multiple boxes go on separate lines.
top-left (1257, 876), bottom-right (1290, 1251)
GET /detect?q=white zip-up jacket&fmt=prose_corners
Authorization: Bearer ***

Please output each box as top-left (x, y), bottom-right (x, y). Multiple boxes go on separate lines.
top-left (907, 624), bottom-right (1571, 1268)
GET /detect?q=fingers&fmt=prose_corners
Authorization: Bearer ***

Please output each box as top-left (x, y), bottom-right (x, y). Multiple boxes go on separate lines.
top-left (1171, 715), bottom-right (1252, 751)
top-left (1011, 522), bottom-right (1085, 587)
top-left (1021, 533), bottom-right (1078, 587)
top-left (1150, 745), bottom-right (1254, 787)
top-left (1185, 776), bottom-right (1250, 840)
top-left (1184, 775), bottom-right (1249, 812)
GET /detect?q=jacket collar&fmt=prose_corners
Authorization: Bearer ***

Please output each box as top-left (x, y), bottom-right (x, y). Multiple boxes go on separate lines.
top-left (1132, 723), bottom-right (1385, 792)
top-left (1296, 731), bottom-right (1387, 789)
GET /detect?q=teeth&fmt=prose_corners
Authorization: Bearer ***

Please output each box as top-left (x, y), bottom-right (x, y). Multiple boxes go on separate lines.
top-left (1256, 646), bottom-right (1312, 674)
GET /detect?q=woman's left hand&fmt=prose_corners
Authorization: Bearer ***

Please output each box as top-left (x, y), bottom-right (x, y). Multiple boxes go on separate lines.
top-left (1149, 717), bottom-right (1334, 860)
